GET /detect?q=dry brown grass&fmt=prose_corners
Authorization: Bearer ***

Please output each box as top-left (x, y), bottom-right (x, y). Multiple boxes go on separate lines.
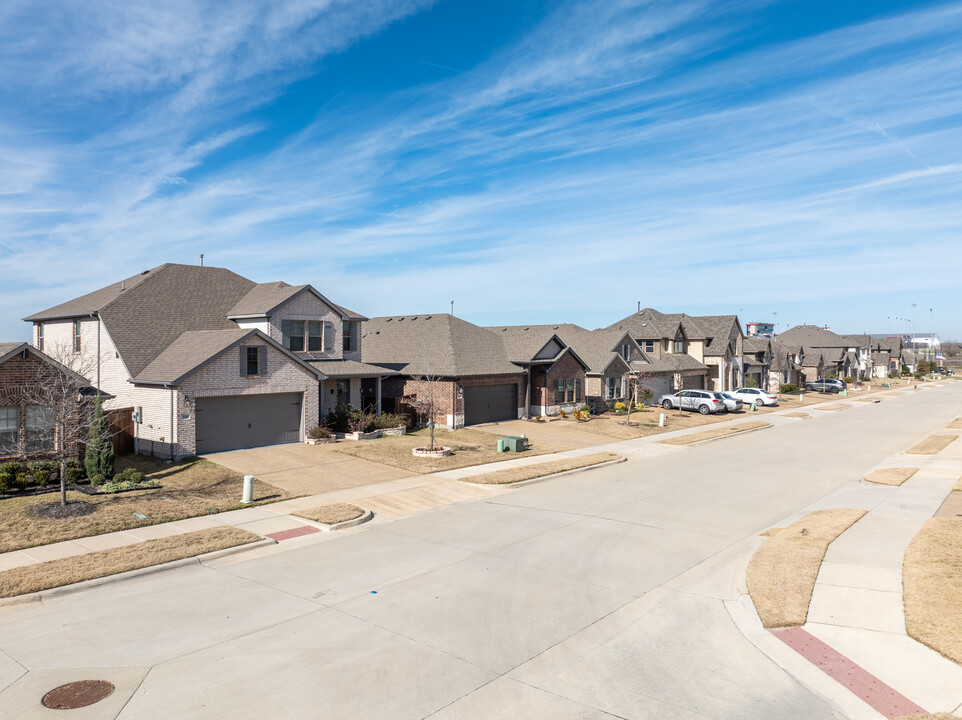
top-left (904, 517), bottom-right (962, 665)
top-left (747, 509), bottom-right (866, 628)
top-left (815, 403), bottom-right (851, 411)
top-left (657, 421), bottom-right (770, 446)
top-left (865, 468), bottom-right (919, 486)
top-left (463, 452), bottom-right (621, 484)
top-left (856, 397), bottom-right (882, 403)
top-left (906, 435), bottom-right (958, 455)
top-left (331, 427), bottom-right (564, 473)
top-left (782, 412), bottom-right (810, 419)
top-left (550, 410), bottom-right (731, 440)
top-left (946, 418), bottom-right (962, 430)
top-left (0, 456), bottom-right (293, 553)
top-left (896, 714), bottom-right (961, 720)
top-left (0, 527), bottom-right (259, 598)
top-left (293, 503), bottom-right (365, 525)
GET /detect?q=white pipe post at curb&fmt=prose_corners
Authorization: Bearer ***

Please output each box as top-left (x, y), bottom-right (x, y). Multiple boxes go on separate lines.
top-left (659, 412), bottom-right (667, 427)
top-left (242, 475), bottom-right (254, 503)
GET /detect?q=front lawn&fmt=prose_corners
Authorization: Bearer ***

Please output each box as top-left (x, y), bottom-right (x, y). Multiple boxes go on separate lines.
top-left (330, 427), bottom-right (565, 473)
top-left (549, 409), bottom-right (730, 440)
top-left (0, 455), bottom-right (294, 553)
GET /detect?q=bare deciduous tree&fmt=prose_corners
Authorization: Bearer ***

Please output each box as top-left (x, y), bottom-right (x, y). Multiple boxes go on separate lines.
top-left (404, 371), bottom-right (445, 450)
top-left (624, 365), bottom-right (654, 426)
top-left (21, 341), bottom-right (99, 507)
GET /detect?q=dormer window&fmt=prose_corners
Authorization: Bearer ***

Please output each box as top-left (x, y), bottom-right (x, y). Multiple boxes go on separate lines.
top-left (674, 335), bottom-right (684, 353)
top-left (621, 344), bottom-right (631, 361)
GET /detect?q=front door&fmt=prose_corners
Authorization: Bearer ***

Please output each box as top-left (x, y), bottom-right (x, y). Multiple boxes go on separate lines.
top-left (336, 379), bottom-right (351, 407)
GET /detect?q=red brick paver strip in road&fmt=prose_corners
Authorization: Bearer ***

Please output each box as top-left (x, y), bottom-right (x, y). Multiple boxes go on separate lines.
top-left (265, 526), bottom-right (322, 542)
top-left (771, 627), bottom-right (927, 719)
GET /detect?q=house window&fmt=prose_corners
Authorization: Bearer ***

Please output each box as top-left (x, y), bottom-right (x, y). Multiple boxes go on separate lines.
top-left (606, 377), bottom-right (620, 399)
top-left (673, 336), bottom-right (684, 353)
top-left (289, 321), bottom-right (305, 352)
top-left (242, 346), bottom-right (265, 377)
top-left (25, 405), bottom-right (54, 454)
top-left (343, 322), bottom-right (356, 352)
top-left (555, 378), bottom-right (579, 404)
top-left (73, 319), bottom-right (82, 352)
top-left (37, 324), bottom-right (44, 352)
top-left (643, 340), bottom-right (655, 353)
top-left (308, 321), bottom-right (322, 352)
top-left (0, 407), bottom-right (18, 455)
top-left (621, 344), bottom-right (631, 361)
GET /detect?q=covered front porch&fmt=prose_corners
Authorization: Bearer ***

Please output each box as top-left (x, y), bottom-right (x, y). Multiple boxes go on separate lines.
top-left (308, 360), bottom-right (399, 421)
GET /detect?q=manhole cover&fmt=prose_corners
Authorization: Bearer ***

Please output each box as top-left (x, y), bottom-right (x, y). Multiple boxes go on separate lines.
top-left (42, 680), bottom-right (115, 709)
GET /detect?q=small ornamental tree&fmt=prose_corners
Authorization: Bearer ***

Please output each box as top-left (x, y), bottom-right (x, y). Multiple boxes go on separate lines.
top-left (625, 366), bottom-right (654, 425)
top-left (84, 396), bottom-right (115, 480)
top-left (405, 371), bottom-right (445, 450)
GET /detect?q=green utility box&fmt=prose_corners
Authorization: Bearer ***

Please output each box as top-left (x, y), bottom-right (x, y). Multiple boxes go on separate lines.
top-left (497, 436), bottom-right (528, 452)
top-left (881, 383), bottom-right (891, 388)
top-left (838, 390), bottom-right (848, 397)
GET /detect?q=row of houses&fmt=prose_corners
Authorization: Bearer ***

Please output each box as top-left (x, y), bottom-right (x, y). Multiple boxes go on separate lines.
top-left (0, 263), bottom-right (922, 462)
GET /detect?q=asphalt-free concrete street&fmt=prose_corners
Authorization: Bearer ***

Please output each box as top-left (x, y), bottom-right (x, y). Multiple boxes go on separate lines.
top-left (1, 384), bottom-right (960, 718)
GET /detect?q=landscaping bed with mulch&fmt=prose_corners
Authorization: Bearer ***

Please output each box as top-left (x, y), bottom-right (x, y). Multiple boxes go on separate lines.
top-left (747, 509), bottom-right (866, 628)
top-left (331, 427), bottom-right (564, 473)
top-left (0, 455), bottom-right (294, 553)
top-left (0, 527), bottom-right (260, 598)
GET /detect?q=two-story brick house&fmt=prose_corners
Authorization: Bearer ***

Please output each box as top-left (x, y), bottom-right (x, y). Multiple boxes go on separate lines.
top-left (24, 263), bottom-right (387, 457)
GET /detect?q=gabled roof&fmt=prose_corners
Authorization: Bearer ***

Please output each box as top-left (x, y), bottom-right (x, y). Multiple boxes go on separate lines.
top-left (743, 336), bottom-right (770, 353)
top-left (226, 283), bottom-right (368, 321)
top-left (23, 266), bottom-right (163, 322)
top-left (133, 329), bottom-right (322, 385)
top-left (777, 325), bottom-right (848, 349)
top-left (699, 315), bottom-right (742, 354)
top-left (361, 315), bottom-right (520, 377)
top-left (841, 334), bottom-right (873, 347)
top-left (0, 342), bottom-right (98, 392)
top-left (562, 329), bottom-right (639, 376)
top-left (604, 308), bottom-right (703, 340)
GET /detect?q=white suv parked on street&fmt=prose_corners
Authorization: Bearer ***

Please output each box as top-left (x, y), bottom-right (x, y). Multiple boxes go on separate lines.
top-left (730, 387), bottom-right (778, 407)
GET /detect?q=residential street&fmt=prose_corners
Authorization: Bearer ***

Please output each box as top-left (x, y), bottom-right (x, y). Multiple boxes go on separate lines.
top-left (1, 385), bottom-right (959, 719)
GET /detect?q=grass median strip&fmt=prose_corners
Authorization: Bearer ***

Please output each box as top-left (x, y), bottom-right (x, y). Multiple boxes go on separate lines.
top-left (865, 468), bottom-right (919, 486)
top-left (461, 452), bottom-right (621, 485)
top-left (293, 503), bottom-right (366, 525)
top-left (782, 412), bottom-right (809, 419)
top-left (946, 418), bottom-right (962, 430)
top-left (904, 517), bottom-right (962, 666)
top-left (657, 421), bottom-right (770, 446)
top-left (816, 403), bottom-right (850, 411)
top-left (0, 527), bottom-right (260, 598)
top-left (747, 509), bottom-right (866, 628)
top-left (906, 434), bottom-right (958, 455)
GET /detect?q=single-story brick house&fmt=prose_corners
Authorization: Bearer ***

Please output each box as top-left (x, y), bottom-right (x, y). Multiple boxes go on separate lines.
top-left (0, 342), bottom-right (96, 462)
top-left (24, 263), bottom-right (388, 457)
top-left (361, 314), bottom-right (526, 427)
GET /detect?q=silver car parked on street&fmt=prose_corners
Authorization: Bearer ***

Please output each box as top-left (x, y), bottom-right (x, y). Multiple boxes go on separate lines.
top-left (659, 389), bottom-right (726, 415)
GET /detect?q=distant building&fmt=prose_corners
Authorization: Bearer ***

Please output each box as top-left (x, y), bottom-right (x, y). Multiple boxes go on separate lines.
top-left (746, 321), bottom-right (774, 338)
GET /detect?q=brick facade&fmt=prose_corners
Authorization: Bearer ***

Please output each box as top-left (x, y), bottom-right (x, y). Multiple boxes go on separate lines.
top-left (528, 352), bottom-right (586, 416)
top-left (0, 350), bottom-right (76, 461)
top-left (379, 374), bottom-right (525, 428)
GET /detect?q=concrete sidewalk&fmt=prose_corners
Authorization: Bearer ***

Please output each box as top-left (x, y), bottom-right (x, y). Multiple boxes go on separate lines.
top-left (0, 390), bottom-right (921, 579)
top-left (732, 420), bottom-right (962, 716)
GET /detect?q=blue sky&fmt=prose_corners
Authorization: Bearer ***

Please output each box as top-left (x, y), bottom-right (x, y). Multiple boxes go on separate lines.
top-left (1, 0), bottom-right (960, 340)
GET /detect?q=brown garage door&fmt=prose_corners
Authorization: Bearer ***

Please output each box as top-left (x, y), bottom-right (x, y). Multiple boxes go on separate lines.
top-left (195, 393), bottom-right (302, 454)
top-left (463, 384), bottom-right (517, 425)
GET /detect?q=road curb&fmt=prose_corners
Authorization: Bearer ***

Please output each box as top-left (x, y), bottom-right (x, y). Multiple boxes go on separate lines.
top-left (459, 455), bottom-right (627, 488)
top-left (0, 537), bottom-right (276, 607)
top-left (662, 422), bottom-right (773, 447)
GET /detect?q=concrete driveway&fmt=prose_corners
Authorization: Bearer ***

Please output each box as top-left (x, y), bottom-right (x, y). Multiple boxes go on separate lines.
top-left (203, 442), bottom-right (416, 496)
top-left (2, 384), bottom-right (960, 718)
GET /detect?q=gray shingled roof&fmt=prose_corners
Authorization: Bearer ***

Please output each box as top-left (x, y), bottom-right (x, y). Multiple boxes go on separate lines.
top-left (0, 342), bottom-right (24, 357)
top-left (639, 353), bottom-right (707, 373)
top-left (698, 315), bottom-right (741, 354)
top-left (99, 264), bottom-right (256, 378)
top-left (334, 304), bottom-right (368, 322)
top-left (227, 282), bottom-right (303, 317)
top-left (307, 359), bottom-right (399, 378)
top-left (24, 265), bottom-right (163, 321)
top-left (561, 330), bottom-right (634, 375)
top-left (604, 308), bottom-right (707, 340)
top-left (777, 325), bottom-right (848, 348)
top-left (485, 325), bottom-right (577, 364)
top-left (743, 336), bottom-right (770, 353)
top-left (134, 329), bottom-right (253, 383)
top-left (361, 315), bottom-right (521, 377)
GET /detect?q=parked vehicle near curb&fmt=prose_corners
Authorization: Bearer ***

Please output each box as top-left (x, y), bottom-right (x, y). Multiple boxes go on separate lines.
top-left (659, 390), bottom-right (725, 415)
top-left (730, 387), bottom-right (778, 406)
top-left (804, 379), bottom-right (847, 394)
top-left (716, 392), bottom-right (743, 412)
